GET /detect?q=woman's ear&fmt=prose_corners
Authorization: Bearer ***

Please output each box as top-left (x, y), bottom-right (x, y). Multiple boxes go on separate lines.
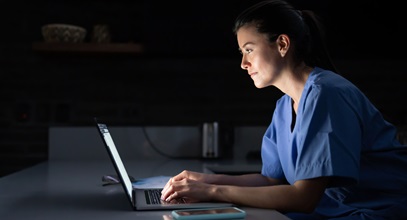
top-left (277, 34), bottom-right (290, 57)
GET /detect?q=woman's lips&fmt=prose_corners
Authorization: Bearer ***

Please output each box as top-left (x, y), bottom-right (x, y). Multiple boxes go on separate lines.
top-left (249, 72), bottom-right (257, 77)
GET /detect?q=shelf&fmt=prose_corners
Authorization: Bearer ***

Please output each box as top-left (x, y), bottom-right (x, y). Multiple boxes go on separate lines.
top-left (32, 42), bottom-right (143, 54)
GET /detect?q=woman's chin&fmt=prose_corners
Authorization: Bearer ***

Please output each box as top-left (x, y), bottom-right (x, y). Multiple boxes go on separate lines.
top-left (253, 82), bottom-right (267, 89)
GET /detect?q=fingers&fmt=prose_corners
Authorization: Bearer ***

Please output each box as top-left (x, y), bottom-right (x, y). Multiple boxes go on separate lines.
top-left (161, 170), bottom-right (201, 202)
top-left (161, 171), bottom-right (189, 200)
top-left (162, 177), bottom-right (172, 193)
top-left (161, 179), bottom-right (184, 202)
top-left (164, 191), bottom-right (179, 202)
top-left (161, 177), bottom-right (173, 201)
top-left (161, 175), bottom-right (194, 202)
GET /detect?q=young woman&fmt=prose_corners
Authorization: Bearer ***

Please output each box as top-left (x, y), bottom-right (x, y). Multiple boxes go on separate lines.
top-left (161, 1), bottom-right (407, 219)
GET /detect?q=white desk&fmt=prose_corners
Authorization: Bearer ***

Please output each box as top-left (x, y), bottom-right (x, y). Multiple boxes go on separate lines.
top-left (0, 159), bottom-right (291, 220)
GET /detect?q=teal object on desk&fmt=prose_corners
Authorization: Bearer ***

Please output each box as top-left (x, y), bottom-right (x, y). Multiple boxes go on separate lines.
top-left (171, 207), bottom-right (246, 219)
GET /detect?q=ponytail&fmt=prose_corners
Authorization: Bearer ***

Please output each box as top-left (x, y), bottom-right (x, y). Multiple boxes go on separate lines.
top-left (301, 10), bottom-right (338, 73)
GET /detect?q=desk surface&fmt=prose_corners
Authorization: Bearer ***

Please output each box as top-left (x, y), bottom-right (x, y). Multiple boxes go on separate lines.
top-left (0, 159), bottom-right (291, 220)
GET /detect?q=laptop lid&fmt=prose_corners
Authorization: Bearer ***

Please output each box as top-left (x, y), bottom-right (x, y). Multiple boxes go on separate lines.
top-left (95, 119), bottom-right (135, 208)
top-left (94, 117), bottom-right (233, 210)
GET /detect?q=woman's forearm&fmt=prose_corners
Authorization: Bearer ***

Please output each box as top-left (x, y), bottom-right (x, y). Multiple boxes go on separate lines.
top-left (210, 173), bottom-right (282, 186)
top-left (210, 177), bottom-right (329, 213)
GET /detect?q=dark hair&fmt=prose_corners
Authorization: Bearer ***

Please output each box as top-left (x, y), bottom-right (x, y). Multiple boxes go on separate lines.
top-left (233, 0), bottom-right (337, 73)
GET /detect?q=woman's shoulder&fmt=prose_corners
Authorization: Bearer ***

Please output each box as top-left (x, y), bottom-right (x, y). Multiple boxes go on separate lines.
top-left (308, 67), bottom-right (359, 94)
top-left (309, 67), bottom-right (346, 84)
top-left (305, 67), bottom-right (376, 112)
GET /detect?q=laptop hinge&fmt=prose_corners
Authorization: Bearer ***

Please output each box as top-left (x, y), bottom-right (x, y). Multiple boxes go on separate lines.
top-left (132, 189), bottom-right (137, 207)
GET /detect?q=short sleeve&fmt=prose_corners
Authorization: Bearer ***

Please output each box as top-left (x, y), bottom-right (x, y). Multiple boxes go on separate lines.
top-left (294, 84), bottom-right (360, 186)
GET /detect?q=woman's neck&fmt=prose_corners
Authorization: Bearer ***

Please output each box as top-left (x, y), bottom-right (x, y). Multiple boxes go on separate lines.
top-left (277, 63), bottom-right (312, 113)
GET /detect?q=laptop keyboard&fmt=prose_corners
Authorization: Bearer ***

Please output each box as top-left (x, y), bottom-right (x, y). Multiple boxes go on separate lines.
top-left (144, 189), bottom-right (187, 205)
top-left (145, 189), bottom-right (162, 204)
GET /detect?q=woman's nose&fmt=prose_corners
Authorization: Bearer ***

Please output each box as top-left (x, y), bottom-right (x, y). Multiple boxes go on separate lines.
top-left (241, 57), bottom-right (250, 70)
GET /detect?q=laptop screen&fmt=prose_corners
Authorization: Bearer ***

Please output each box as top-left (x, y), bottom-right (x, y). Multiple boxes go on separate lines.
top-left (96, 122), bottom-right (134, 202)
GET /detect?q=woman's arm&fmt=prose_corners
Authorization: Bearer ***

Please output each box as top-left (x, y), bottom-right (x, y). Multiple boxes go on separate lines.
top-left (213, 176), bottom-right (329, 213)
top-left (165, 170), bottom-right (285, 187)
top-left (161, 170), bottom-right (284, 201)
top-left (161, 170), bottom-right (328, 213)
top-left (209, 172), bottom-right (286, 186)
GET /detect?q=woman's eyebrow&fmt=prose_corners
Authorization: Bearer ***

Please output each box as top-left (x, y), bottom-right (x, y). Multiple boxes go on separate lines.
top-left (242, 41), bottom-right (254, 48)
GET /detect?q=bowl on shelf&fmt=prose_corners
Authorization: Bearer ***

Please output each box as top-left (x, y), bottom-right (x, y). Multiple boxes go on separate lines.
top-left (42, 24), bottom-right (87, 43)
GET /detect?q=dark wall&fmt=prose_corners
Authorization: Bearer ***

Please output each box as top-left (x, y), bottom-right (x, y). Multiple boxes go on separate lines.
top-left (1, 0), bottom-right (406, 177)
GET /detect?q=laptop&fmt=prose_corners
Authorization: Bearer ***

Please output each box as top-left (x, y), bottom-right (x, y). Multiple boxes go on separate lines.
top-left (94, 118), bottom-right (233, 210)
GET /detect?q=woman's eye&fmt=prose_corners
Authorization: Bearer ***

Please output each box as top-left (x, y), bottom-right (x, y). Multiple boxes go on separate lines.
top-left (238, 48), bottom-right (253, 55)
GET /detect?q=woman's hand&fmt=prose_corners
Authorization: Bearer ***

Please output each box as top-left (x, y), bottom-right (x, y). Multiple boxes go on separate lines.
top-left (160, 170), bottom-right (215, 202)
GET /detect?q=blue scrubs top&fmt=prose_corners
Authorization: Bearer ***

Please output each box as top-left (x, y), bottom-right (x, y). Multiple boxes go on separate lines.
top-left (261, 67), bottom-right (407, 219)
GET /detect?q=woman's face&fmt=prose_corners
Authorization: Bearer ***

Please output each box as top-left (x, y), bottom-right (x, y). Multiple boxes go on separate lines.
top-left (237, 25), bottom-right (283, 89)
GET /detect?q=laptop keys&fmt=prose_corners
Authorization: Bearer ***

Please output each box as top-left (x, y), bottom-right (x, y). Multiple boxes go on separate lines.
top-left (144, 189), bottom-right (187, 204)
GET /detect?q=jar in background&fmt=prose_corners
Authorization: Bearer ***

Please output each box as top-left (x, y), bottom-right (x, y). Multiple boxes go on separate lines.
top-left (91, 24), bottom-right (111, 43)
top-left (202, 122), bottom-right (220, 158)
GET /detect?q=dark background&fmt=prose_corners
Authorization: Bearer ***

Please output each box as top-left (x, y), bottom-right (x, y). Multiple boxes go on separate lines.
top-left (1, 0), bottom-right (406, 177)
